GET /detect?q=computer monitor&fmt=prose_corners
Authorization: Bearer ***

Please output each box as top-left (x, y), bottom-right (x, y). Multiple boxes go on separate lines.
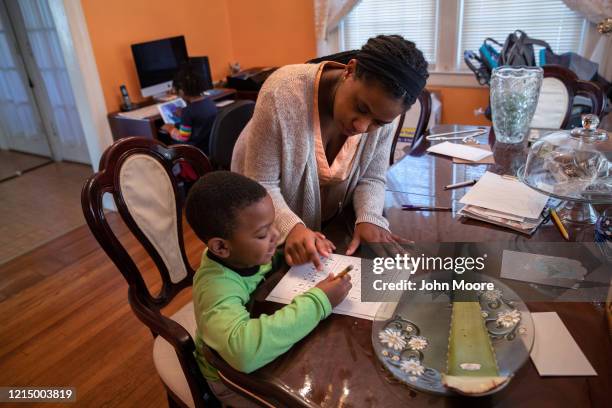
top-left (131, 36), bottom-right (188, 98)
top-left (188, 56), bottom-right (214, 91)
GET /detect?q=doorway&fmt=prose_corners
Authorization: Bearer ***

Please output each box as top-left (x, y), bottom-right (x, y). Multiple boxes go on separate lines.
top-left (0, 0), bottom-right (90, 181)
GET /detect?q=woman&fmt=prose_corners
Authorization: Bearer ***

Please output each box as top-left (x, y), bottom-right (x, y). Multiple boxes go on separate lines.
top-left (232, 35), bottom-right (429, 269)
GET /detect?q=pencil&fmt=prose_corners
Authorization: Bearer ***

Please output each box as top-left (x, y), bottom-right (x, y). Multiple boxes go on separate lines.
top-left (444, 179), bottom-right (478, 190)
top-left (550, 208), bottom-right (569, 241)
top-left (335, 264), bottom-right (354, 279)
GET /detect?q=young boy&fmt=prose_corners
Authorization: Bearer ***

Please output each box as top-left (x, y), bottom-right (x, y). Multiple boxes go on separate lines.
top-left (161, 63), bottom-right (217, 154)
top-left (185, 171), bottom-right (351, 406)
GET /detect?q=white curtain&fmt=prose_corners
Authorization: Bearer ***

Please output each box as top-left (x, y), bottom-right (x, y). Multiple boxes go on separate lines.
top-left (562, 0), bottom-right (612, 81)
top-left (314, 0), bottom-right (361, 56)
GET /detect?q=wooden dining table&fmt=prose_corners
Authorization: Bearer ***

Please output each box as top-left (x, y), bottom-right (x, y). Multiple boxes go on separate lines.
top-left (209, 125), bottom-right (611, 407)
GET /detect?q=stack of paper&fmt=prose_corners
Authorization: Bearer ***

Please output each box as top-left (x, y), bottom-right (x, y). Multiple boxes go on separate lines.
top-left (458, 171), bottom-right (549, 234)
top-left (266, 254), bottom-right (380, 320)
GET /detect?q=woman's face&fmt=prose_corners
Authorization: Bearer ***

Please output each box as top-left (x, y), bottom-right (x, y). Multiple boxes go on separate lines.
top-left (333, 59), bottom-right (407, 137)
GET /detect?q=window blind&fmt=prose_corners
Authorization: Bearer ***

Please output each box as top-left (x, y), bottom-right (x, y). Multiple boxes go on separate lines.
top-left (458, 0), bottom-right (586, 66)
top-left (343, 0), bottom-right (437, 63)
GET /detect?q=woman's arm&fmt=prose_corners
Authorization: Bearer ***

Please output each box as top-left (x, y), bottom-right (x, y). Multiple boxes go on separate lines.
top-left (352, 125), bottom-right (394, 230)
top-left (347, 125), bottom-right (408, 255)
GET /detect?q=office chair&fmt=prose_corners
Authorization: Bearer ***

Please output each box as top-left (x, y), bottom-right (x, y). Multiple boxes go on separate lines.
top-left (81, 137), bottom-right (218, 408)
top-left (208, 100), bottom-right (256, 169)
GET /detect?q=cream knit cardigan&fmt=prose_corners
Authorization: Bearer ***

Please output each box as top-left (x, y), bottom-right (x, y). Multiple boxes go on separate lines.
top-left (232, 63), bottom-right (394, 241)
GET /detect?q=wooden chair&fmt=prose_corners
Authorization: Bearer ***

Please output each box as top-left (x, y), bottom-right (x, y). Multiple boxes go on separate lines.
top-left (575, 79), bottom-right (606, 120)
top-left (81, 137), bottom-right (218, 408)
top-left (389, 89), bottom-right (432, 165)
top-left (531, 65), bottom-right (605, 129)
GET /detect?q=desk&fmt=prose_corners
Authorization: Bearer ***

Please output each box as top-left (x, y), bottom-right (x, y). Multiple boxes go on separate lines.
top-left (208, 125), bottom-right (611, 407)
top-left (106, 88), bottom-right (236, 141)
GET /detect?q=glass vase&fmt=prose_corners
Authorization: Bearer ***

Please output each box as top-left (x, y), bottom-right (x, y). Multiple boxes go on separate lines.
top-left (490, 66), bottom-right (543, 144)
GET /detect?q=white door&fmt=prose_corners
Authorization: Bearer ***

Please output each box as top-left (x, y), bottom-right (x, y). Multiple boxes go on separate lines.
top-left (0, 2), bottom-right (52, 157)
top-left (6, 0), bottom-right (90, 164)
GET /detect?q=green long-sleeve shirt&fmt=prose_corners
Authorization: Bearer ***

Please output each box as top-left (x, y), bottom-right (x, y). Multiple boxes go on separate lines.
top-left (193, 251), bottom-right (332, 380)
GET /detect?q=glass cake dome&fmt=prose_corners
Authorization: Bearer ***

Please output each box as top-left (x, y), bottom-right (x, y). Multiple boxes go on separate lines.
top-left (518, 115), bottom-right (611, 224)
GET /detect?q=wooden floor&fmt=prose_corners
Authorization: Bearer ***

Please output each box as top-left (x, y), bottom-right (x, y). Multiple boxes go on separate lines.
top-left (0, 150), bottom-right (52, 182)
top-left (0, 162), bottom-right (92, 264)
top-left (0, 211), bottom-right (206, 407)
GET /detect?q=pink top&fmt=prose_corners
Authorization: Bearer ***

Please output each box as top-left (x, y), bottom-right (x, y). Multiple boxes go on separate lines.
top-left (313, 62), bottom-right (362, 220)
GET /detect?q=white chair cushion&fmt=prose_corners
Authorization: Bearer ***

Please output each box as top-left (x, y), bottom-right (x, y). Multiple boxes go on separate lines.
top-left (153, 301), bottom-right (197, 408)
top-left (530, 77), bottom-right (570, 129)
top-left (119, 154), bottom-right (188, 283)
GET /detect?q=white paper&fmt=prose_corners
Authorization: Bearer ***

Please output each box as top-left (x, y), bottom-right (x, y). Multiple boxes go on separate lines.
top-left (459, 171), bottom-right (549, 219)
top-left (463, 205), bottom-right (525, 222)
top-left (427, 141), bottom-right (493, 161)
top-left (266, 254), bottom-right (380, 320)
top-left (530, 312), bottom-right (597, 376)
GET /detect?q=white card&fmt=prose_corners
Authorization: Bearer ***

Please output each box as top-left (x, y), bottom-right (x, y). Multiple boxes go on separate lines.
top-left (427, 141), bottom-right (493, 162)
top-left (530, 312), bottom-right (597, 376)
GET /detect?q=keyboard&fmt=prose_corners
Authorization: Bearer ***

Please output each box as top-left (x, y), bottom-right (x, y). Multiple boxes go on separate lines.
top-left (117, 104), bottom-right (161, 120)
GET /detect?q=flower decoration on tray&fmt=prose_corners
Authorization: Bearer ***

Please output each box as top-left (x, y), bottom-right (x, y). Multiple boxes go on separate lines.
top-left (377, 316), bottom-right (444, 390)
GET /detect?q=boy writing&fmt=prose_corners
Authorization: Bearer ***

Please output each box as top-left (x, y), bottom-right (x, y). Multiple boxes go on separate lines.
top-left (185, 171), bottom-right (352, 405)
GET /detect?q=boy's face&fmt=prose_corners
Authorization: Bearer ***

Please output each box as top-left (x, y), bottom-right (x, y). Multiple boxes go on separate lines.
top-left (222, 195), bottom-right (279, 269)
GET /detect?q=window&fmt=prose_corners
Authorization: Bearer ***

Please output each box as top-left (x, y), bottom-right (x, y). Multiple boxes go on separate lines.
top-left (339, 0), bottom-right (587, 74)
top-left (458, 0), bottom-right (586, 67)
top-left (342, 0), bottom-right (437, 64)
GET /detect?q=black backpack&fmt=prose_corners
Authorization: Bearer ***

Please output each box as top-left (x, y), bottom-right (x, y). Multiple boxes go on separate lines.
top-left (499, 30), bottom-right (552, 66)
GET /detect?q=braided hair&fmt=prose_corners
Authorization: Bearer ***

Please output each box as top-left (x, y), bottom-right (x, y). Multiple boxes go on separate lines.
top-left (308, 35), bottom-right (429, 107)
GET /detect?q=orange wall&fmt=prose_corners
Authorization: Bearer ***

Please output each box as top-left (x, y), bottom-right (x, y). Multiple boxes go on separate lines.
top-left (429, 87), bottom-right (490, 126)
top-left (82, 0), bottom-right (488, 124)
top-left (226, 0), bottom-right (316, 68)
top-left (81, 0), bottom-right (234, 113)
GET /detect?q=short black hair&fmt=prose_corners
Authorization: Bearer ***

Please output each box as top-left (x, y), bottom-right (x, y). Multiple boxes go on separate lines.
top-left (308, 35), bottom-right (429, 108)
top-left (185, 171), bottom-right (268, 242)
top-left (173, 63), bottom-right (206, 97)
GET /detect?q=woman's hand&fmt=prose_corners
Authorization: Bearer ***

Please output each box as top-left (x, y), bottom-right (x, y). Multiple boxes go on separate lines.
top-left (346, 222), bottom-right (409, 257)
top-left (285, 224), bottom-right (336, 270)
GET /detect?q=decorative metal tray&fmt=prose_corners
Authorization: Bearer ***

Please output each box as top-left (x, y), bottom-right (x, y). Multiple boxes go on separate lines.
top-left (372, 272), bottom-right (534, 396)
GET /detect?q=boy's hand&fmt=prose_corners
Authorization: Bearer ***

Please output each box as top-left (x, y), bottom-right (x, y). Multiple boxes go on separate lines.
top-left (285, 224), bottom-right (336, 270)
top-left (161, 124), bottom-right (174, 133)
top-left (315, 273), bottom-right (352, 308)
